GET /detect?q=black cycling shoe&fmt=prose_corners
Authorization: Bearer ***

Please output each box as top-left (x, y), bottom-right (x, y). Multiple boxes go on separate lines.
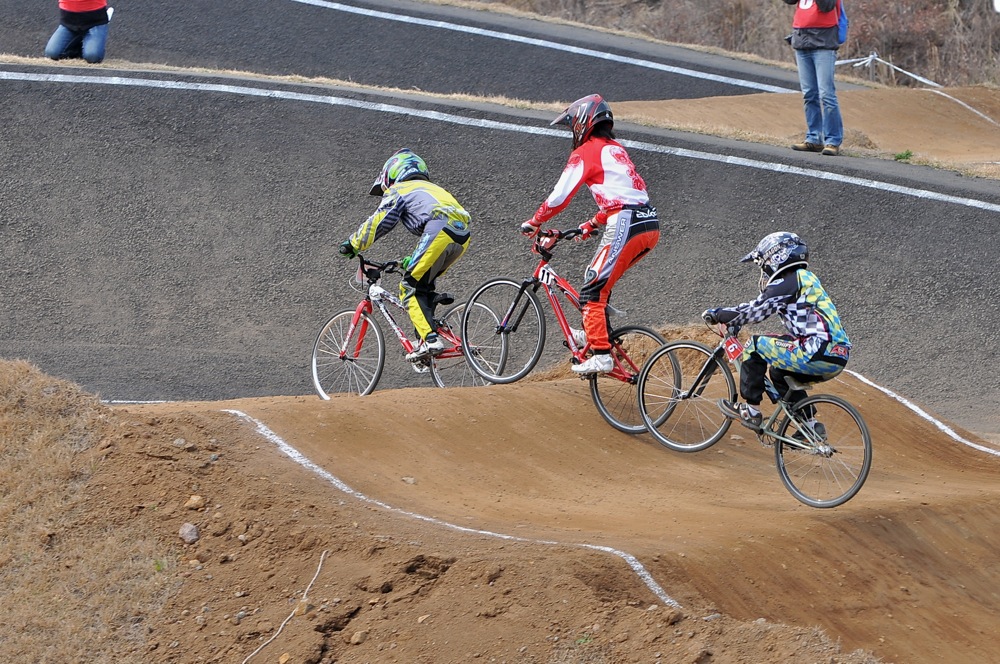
top-left (790, 421), bottom-right (827, 445)
top-left (718, 399), bottom-right (763, 431)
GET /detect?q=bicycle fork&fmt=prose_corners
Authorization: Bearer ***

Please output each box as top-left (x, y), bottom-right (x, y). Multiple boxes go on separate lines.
top-left (496, 279), bottom-right (538, 335)
top-left (340, 301), bottom-right (373, 361)
top-left (682, 348), bottom-right (726, 400)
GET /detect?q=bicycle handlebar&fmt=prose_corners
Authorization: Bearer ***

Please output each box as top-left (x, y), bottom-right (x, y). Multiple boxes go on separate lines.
top-left (531, 227), bottom-right (584, 256)
top-left (351, 255), bottom-right (401, 288)
top-left (538, 227), bottom-right (584, 240)
top-left (704, 318), bottom-right (742, 339)
top-left (355, 254), bottom-right (399, 274)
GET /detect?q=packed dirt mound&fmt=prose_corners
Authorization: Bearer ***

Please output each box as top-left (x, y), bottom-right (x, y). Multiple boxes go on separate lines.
top-left (4, 357), bottom-right (999, 663)
top-left (616, 86), bottom-right (1000, 177)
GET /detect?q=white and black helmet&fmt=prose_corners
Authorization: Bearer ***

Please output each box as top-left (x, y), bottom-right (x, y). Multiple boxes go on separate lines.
top-left (741, 232), bottom-right (809, 290)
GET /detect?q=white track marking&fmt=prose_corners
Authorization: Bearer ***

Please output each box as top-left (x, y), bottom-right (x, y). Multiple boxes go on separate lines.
top-left (289, 0), bottom-right (796, 93)
top-left (925, 88), bottom-right (1000, 127)
top-left (221, 408), bottom-right (683, 608)
top-left (844, 370), bottom-right (1000, 457)
top-left (4, 70), bottom-right (999, 214)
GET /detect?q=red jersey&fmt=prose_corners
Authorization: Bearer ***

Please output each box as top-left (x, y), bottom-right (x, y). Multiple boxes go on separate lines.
top-left (532, 137), bottom-right (648, 226)
top-left (59, 0), bottom-right (107, 11)
top-left (792, 0), bottom-right (839, 29)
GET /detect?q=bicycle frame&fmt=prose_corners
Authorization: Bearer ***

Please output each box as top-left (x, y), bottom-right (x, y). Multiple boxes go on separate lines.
top-left (342, 257), bottom-right (463, 361)
top-left (714, 324), bottom-right (829, 450)
top-left (504, 229), bottom-right (638, 381)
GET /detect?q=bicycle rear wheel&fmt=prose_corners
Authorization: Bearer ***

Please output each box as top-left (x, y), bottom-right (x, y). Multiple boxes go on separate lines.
top-left (428, 302), bottom-right (493, 388)
top-left (311, 309), bottom-right (386, 397)
top-left (637, 340), bottom-right (736, 452)
top-left (461, 278), bottom-right (545, 384)
top-left (775, 394), bottom-right (872, 508)
top-left (589, 325), bottom-right (666, 434)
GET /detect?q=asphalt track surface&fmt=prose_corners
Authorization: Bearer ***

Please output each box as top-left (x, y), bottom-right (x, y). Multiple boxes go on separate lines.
top-left (2, 0), bottom-right (1000, 434)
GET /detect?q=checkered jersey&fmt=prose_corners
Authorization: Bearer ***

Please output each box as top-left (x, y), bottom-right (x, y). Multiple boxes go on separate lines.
top-left (721, 269), bottom-right (850, 356)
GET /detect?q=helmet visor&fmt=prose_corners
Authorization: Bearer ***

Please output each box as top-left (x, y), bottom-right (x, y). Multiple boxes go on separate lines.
top-left (550, 108), bottom-right (573, 128)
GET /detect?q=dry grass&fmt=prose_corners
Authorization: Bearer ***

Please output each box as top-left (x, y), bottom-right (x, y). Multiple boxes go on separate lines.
top-left (465, 0), bottom-right (1000, 87)
top-left (0, 361), bottom-right (171, 662)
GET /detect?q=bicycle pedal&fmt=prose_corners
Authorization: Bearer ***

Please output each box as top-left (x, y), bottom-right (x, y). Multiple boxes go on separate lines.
top-left (411, 362), bottom-right (430, 374)
top-left (755, 432), bottom-right (772, 448)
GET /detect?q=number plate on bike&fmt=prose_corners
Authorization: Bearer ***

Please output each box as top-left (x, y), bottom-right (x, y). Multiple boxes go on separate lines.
top-left (724, 336), bottom-right (745, 362)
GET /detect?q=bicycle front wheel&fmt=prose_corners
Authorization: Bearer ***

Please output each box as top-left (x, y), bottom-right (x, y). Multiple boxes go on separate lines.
top-left (428, 302), bottom-right (493, 388)
top-left (637, 340), bottom-right (736, 452)
top-left (461, 278), bottom-right (545, 384)
top-left (311, 309), bottom-right (386, 398)
top-left (775, 394), bottom-right (872, 508)
top-left (589, 325), bottom-right (666, 434)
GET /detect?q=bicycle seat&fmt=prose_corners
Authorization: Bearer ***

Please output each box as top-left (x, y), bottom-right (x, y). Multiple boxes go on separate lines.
top-left (785, 376), bottom-right (822, 391)
top-left (432, 292), bottom-right (455, 306)
top-left (607, 304), bottom-right (627, 318)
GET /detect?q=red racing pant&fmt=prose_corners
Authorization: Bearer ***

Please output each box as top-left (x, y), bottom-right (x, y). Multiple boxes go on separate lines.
top-left (579, 206), bottom-right (659, 351)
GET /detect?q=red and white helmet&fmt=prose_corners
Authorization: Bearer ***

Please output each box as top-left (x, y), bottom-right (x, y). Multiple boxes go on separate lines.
top-left (550, 94), bottom-right (614, 148)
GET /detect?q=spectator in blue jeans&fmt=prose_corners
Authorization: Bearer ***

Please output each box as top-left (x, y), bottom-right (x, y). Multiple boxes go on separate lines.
top-left (784, 0), bottom-right (844, 156)
top-left (45, 1), bottom-right (113, 64)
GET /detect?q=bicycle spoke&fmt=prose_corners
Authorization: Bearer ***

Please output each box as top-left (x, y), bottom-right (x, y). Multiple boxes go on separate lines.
top-left (311, 310), bottom-right (385, 397)
top-left (775, 395), bottom-right (872, 508)
top-left (590, 326), bottom-right (665, 434)
top-left (461, 278), bottom-right (544, 383)
top-left (638, 341), bottom-right (736, 452)
top-left (429, 304), bottom-right (492, 388)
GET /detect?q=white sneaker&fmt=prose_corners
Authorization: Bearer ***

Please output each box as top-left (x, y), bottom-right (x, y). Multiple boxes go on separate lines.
top-left (572, 353), bottom-right (613, 374)
top-left (405, 335), bottom-right (445, 361)
top-left (570, 327), bottom-right (587, 348)
top-left (406, 341), bottom-right (431, 361)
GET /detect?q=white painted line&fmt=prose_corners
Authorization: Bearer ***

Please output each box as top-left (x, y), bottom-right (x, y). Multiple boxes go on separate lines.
top-left (221, 408), bottom-right (683, 608)
top-left (925, 88), bottom-right (1000, 128)
top-left (4, 70), bottom-right (1000, 215)
top-left (622, 138), bottom-right (1000, 214)
top-left (845, 370), bottom-right (1000, 457)
top-left (289, 0), bottom-right (796, 93)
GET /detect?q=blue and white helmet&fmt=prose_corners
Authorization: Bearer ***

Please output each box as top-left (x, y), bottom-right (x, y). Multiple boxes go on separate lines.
top-left (369, 148), bottom-right (430, 196)
top-left (741, 232), bottom-right (809, 289)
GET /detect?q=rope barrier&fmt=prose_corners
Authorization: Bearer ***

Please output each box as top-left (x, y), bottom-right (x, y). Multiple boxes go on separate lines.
top-left (836, 51), bottom-right (942, 88)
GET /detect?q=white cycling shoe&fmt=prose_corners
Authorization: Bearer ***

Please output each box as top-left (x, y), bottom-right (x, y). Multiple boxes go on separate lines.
top-left (406, 335), bottom-right (445, 362)
top-left (572, 353), bottom-right (613, 375)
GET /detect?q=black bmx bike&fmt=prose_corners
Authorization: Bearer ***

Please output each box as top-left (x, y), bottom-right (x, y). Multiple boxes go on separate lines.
top-left (636, 321), bottom-right (872, 508)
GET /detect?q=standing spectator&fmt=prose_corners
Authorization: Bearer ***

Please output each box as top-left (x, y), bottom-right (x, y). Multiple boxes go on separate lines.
top-left (785, 0), bottom-right (844, 156)
top-left (45, 1), bottom-right (113, 64)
